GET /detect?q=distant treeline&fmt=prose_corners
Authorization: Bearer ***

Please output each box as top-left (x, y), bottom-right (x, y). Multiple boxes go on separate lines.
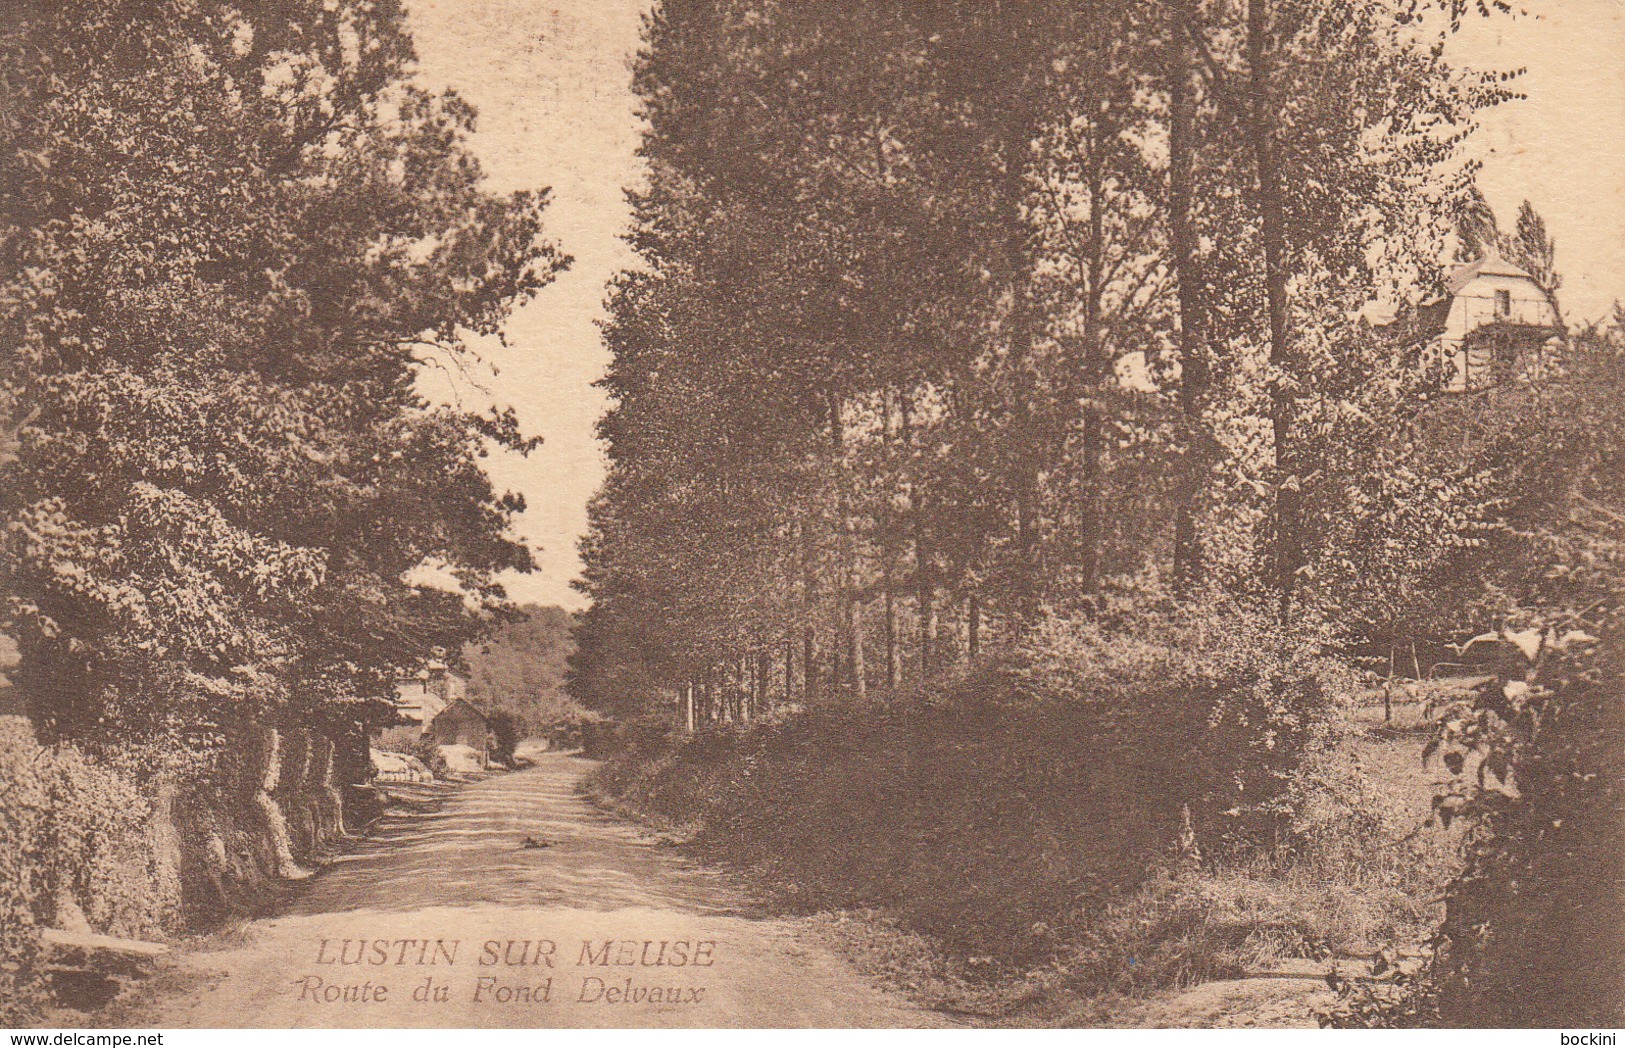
top-left (465, 605), bottom-right (590, 739)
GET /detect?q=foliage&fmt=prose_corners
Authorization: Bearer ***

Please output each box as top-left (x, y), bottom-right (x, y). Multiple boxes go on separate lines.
top-left (0, 720), bottom-right (180, 1025)
top-left (412, 733), bottom-right (450, 780)
top-left (1424, 640), bottom-right (1622, 1026)
top-left (464, 604), bottom-right (585, 738)
top-left (592, 667), bottom-right (1444, 995)
top-left (1014, 591), bottom-right (1351, 850)
top-left (594, 685), bottom-right (1179, 969)
top-left (0, 0), bottom-right (563, 747)
top-left (486, 710), bottom-right (521, 766)
top-left (1418, 339), bottom-right (1625, 1026)
top-left (572, 0), bottom-right (1515, 728)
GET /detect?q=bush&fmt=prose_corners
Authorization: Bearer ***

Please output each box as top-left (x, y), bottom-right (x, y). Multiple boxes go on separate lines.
top-left (1014, 596), bottom-right (1352, 852)
top-left (0, 719), bottom-right (180, 1024)
top-left (1333, 628), bottom-right (1624, 1028)
top-left (487, 710), bottom-right (521, 766)
top-left (412, 734), bottom-right (450, 779)
top-left (580, 715), bottom-right (659, 759)
top-left (594, 690), bottom-right (1172, 967)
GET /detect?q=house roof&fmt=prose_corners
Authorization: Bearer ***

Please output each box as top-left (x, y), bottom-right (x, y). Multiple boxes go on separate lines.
top-left (1416, 297), bottom-right (1451, 339)
top-left (392, 678), bottom-right (448, 723)
top-left (430, 698), bottom-right (489, 728)
top-left (1445, 254), bottom-right (1539, 298)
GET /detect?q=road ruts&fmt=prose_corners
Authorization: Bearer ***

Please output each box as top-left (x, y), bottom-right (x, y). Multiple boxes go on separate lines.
top-left (111, 754), bottom-right (950, 1029)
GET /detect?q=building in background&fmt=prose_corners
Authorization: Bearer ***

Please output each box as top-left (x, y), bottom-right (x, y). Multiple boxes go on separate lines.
top-left (426, 698), bottom-right (493, 757)
top-left (1419, 254), bottom-right (1564, 391)
top-left (376, 662), bottom-right (469, 751)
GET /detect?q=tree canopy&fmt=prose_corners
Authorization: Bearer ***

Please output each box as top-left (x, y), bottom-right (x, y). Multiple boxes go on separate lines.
top-left (465, 604), bottom-right (585, 735)
top-left (571, 0), bottom-right (1517, 722)
top-left (0, 0), bottom-right (564, 749)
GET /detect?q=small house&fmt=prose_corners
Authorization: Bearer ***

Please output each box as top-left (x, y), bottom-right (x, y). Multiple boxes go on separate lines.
top-left (374, 662), bottom-right (468, 751)
top-left (1417, 254), bottom-right (1563, 391)
top-left (427, 699), bottom-right (492, 759)
top-left (390, 661), bottom-right (466, 732)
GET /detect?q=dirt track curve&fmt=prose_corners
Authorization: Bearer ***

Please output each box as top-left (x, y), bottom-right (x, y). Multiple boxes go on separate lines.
top-left (113, 753), bottom-right (950, 1029)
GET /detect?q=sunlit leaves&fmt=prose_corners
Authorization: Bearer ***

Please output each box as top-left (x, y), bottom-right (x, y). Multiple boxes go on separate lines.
top-left (0, 0), bottom-right (561, 742)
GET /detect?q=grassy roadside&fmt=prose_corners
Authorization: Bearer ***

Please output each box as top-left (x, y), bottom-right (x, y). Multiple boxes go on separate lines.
top-left (584, 693), bottom-right (1463, 1025)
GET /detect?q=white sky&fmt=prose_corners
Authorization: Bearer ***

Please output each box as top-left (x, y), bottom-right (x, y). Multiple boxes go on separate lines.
top-left (406, 0), bottom-right (1625, 611)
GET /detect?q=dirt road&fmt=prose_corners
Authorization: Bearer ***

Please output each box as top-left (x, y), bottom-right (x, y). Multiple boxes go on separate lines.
top-left (115, 754), bottom-right (949, 1028)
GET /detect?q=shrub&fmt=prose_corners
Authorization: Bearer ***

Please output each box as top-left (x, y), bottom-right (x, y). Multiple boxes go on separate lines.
top-left (412, 734), bottom-right (450, 779)
top-left (487, 710), bottom-right (522, 766)
top-left (580, 715), bottom-right (660, 759)
top-left (1014, 596), bottom-right (1352, 852)
top-left (1332, 628), bottom-right (1624, 1028)
top-left (594, 689), bottom-right (1178, 967)
top-left (0, 719), bottom-right (180, 1024)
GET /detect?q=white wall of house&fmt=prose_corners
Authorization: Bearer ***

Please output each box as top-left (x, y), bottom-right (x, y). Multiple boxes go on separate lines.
top-left (1442, 271), bottom-right (1558, 342)
top-left (1438, 272), bottom-right (1559, 391)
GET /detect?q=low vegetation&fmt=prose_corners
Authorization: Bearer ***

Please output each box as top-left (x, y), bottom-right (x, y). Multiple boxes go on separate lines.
top-left (590, 617), bottom-right (1461, 1017)
top-left (0, 722), bottom-right (180, 1024)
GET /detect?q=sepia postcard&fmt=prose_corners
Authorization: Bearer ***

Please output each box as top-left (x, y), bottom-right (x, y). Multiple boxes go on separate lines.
top-left (1, 0), bottom-right (1621, 1033)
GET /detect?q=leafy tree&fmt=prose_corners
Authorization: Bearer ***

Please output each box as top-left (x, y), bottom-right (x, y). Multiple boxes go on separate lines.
top-left (486, 710), bottom-right (522, 766)
top-left (1162, 0), bottom-right (1514, 616)
top-left (464, 604), bottom-right (585, 736)
top-left (573, 0), bottom-right (1516, 727)
top-left (0, 0), bottom-right (562, 752)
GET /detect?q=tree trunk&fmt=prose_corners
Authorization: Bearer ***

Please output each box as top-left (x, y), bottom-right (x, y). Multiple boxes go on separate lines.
top-left (1000, 87), bottom-right (1043, 623)
top-left (884, 561), bottom-right (900, 690)
top-left (829, 391), bottom-right (866, 700)
top-left (1245, 0), bottom-right (1298, 622)
top-left (849, 598), bottom-right (867, 700)
top-left (1016, 491), bottom-right (1037, 617)
top-left (920, 585), bottom-right (938, 679)
top-left (1169, 9), bottom-right (1209, 599)
top-left (803, 625), bottom-right (817, 702)
top-left (1076, 102), bottom-right (1111, 600)
top-left (900, 390), bottom-right (935, 680)
top-left (799, 517), bottom-right (819, 702)
top-left (883, 388), bottom-right (901, 692)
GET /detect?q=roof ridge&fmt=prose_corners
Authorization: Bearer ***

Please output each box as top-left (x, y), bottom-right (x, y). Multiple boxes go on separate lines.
top-left (1446, 253), bottom-right (1539, 297)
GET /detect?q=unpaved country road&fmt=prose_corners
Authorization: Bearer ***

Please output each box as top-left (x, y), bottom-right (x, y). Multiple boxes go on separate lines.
top-left (1102, 974), bottom-right (1330, 1029)
top-left (115, 754), bottom-right (950, 1028)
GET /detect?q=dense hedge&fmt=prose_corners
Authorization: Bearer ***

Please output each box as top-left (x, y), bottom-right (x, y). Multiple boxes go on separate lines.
top-left (0, 719), bottom-right (181, 1024)
top-left (598, 697), bottom-right (1174, 967)
top-left (595, 612), bottom-right (1352, 970)
top-left (1014, 601), bottom-right (1350, 851)
top-left (0, 718), bottom-right (358, 1024)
